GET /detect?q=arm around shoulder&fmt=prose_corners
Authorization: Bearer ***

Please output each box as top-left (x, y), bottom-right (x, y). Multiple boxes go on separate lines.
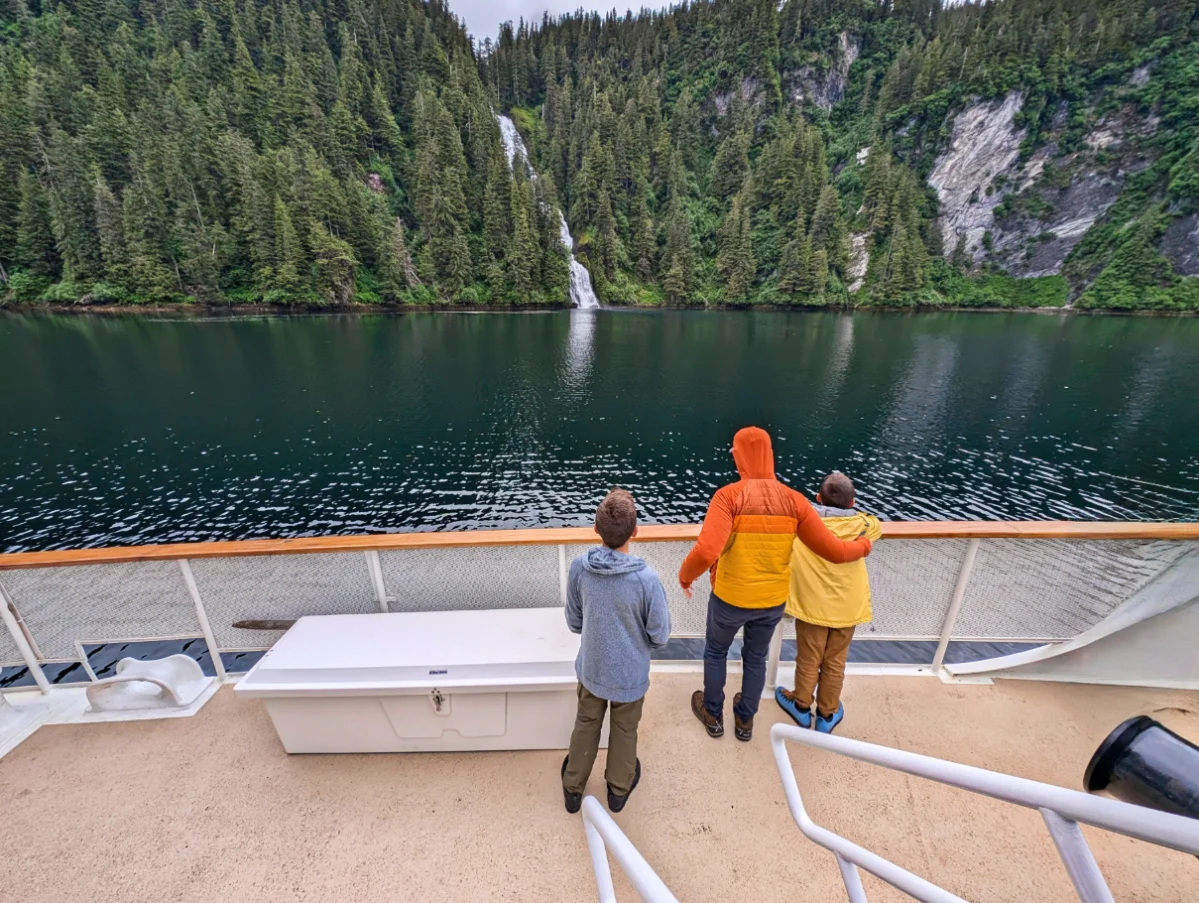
top-left (793, 489), bottom-right (873, 563)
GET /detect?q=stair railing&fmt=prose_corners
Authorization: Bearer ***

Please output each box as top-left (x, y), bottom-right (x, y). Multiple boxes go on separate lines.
top-left (770, 722), bottom-right (1199, 903)
top-left (582, 795), bottom-right (679, 903)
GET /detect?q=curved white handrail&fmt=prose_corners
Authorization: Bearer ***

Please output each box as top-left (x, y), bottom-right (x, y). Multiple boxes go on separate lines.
top-left (770, 723), bottom-right (1199, 903)
top-left (581, 795), bottom-right (678, 903)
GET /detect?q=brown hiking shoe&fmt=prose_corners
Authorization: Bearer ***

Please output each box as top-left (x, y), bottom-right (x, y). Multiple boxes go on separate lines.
top-left (691, 690), bottom-right (724, 738)
top-left (732, 692), bottom-right (753, 741)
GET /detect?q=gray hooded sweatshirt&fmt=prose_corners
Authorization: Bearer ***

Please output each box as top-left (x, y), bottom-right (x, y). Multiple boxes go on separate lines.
top-left (565, 547), bottom-right (672, 703)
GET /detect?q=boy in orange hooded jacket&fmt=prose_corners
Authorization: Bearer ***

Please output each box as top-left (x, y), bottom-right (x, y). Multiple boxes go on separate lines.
top-left (678, 427), bottom-right (873, 741)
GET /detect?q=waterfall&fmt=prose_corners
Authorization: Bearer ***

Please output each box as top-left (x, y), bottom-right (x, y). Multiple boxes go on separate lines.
top-left (495, 113), bottom-right (600, 310)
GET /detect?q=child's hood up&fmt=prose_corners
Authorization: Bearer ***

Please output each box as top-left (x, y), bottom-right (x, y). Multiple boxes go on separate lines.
top-left (584, 546), bottom-right (647, 575)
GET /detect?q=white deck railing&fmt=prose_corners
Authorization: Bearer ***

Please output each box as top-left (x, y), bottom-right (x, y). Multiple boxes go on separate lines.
top-left (0, 523), bottom-right (1196, 691)
top-left (582, 795), bottom-right (679, 903)
top-left (769, 723), bottom-right (1199, 903)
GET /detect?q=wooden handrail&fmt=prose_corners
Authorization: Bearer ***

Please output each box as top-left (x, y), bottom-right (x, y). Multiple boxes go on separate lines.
top-left (0, 521), bottom-right (1195, 570)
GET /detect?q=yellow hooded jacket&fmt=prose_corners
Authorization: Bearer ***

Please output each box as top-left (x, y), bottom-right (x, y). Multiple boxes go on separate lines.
top-left (786, 507), bottom-right (883, 628)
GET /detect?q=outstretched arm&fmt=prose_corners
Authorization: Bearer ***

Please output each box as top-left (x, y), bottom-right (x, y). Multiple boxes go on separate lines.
top-left (678, 488), bottom-right (735, 595)
top-left (793, 491), bottom-right (873, 563)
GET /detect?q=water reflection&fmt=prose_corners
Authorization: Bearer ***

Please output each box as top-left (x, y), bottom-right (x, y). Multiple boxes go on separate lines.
top-left (1116, 346), bottom-right (1173, 438)
top-left (0, 309), bottom-right (1197, 551)
top-left (994, 326), bottom-right (1054, 424)
top-left (877, 334), bottom-right (959, 453)
top-left (564, 309), bottom-right (596, 388)
top-left (816, 314), bottom-right (854, 406)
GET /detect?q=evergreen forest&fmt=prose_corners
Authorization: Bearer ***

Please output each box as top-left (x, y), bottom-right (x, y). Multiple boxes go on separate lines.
top-left (1, 0), bottom-right (1197, 310)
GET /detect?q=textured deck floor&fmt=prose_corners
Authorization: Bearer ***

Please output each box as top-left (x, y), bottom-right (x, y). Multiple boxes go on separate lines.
top-left (2, 674), bottom-right (1197, 902)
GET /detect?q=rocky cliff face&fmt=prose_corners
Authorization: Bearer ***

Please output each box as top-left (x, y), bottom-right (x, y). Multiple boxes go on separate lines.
top-left (790, 33), bottom-right (859, 111)
top-left (714, 76), bottom-right (763, 116)
top-left (1160, 214), bottom-right (1199, 276)
top-left (928, 88), bottom-right (1192, 285)
top-left (847, 233), bottom-right (869, 293)
top-left (928, 92), bottom-right (1027, 263)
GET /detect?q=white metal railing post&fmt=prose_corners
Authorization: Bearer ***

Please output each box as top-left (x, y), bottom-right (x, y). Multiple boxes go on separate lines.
top-left (0, 579), bottom-right (51, 694)
top-left (931, 538), bottom-right (980, 672)
top-left (581, 795), bottom-right (679, 903)
top-left (834, 852), bottom-right (870, 903)
top-left (178, 560), bottom-right (228, 682)
top-left (763, 616), bottom-right (785, 696)
top-left (583, 806), bottom-right (618, 903)
top-left (558, 544), bottom-right (568, 604)
top-left (364, 551), bottom-right (391, 613)
top-left (1040, 809), bottom-right (1116, 903)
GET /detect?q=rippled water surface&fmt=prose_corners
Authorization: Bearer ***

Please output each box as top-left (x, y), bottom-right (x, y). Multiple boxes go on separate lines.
top-left (2, 310), bottom-right (1197, 550)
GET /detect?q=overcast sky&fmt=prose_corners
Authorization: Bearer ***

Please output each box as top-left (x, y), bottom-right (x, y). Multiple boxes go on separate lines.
top-left (450, 1), bottom-right (640, 43)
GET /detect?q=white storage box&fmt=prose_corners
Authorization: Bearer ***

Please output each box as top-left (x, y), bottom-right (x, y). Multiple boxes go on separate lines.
top-left (235, 607), bottom-right (604, 754)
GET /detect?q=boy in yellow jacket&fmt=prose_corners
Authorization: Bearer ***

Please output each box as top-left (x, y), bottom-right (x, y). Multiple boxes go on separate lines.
top-left (775, 472), bottom-right (881, 733)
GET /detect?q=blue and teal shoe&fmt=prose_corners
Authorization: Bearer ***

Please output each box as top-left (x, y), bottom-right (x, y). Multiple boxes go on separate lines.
top-left (774, 686), bottom-right (813, 728)
top-left (815, 703), bottom-right (845, 734)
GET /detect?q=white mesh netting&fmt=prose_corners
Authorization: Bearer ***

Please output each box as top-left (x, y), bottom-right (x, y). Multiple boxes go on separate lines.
top-left (1, 537), bottom-right (1192, 661)
top-left (629, 539), bottom-right (971, 639)
top-left (954, 539), bottom-right (1192, 639)
top-left (0, 598), bottom-right (23, 665)
top-left (857, 539), bottom-right (972, 638)
top-left (380, 545), bottom-right (561, 613)
top-left (625, 541), bottom-right (712, 637)
top-left (629, 537), bottom-right (1189, 641)
top-left (190, 553), bottom-right (377, 649)
top-left (0, 562), bottom-right (199, 660)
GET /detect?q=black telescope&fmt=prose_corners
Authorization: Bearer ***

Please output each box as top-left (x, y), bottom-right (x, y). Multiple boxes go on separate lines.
top-left (1085, 716), bottom-right (1199, 819)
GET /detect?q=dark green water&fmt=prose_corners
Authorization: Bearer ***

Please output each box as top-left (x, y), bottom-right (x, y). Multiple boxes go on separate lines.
top-left (2, 310), bottom-right (1197, 551)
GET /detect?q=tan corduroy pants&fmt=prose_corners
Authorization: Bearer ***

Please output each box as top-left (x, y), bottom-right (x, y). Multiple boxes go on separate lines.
top-left (793, 619), bottom-right (855, 718)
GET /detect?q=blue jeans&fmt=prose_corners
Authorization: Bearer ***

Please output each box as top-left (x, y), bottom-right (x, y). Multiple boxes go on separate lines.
top-left (703, 592), bottom-right (785, 722)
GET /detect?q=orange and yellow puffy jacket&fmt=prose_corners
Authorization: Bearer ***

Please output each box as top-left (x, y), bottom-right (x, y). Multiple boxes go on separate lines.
top-left (678, 427), bottom-right (873, 610)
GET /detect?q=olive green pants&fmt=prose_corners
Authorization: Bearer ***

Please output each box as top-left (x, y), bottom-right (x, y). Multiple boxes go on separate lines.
top-left (563, 683), bottom-right (644, 796)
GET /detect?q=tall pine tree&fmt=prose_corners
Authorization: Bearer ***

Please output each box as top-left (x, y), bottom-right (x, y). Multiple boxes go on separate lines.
top-left (716, 194), bottom-right (755, 301)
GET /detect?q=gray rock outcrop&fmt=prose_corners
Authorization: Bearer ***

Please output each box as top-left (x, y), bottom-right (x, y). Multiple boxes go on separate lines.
top-left (927, 91), bottom-right (1188, 282)
top-left (791, 33), bottom-right (859, 111)
top-left (928, 92), bottom-right (1026, 262)
top-left (1161, 214), bottom-right (1199, 276)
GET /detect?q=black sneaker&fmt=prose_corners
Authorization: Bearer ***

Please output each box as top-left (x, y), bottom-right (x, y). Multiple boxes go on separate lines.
top-left (607, 758), bottom-right (641, 813)
top-left (691, 690), bottom-right (724, 738)
top-left (561, 755), bottom-right (582, 814)
top-left (732, 692), bottom-right (753, 741)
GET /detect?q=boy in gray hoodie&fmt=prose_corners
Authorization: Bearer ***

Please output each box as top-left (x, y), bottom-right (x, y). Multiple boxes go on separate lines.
top-left (562, 488), bottom-right (671, 814)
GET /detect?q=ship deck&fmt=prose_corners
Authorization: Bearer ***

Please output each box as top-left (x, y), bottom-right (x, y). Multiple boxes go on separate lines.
top-left (3, 672), bottom-right (1196, 902)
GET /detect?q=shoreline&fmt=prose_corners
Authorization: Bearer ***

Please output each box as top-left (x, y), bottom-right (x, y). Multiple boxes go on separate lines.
top-left (2, 301), bottom-right (1196, 319)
